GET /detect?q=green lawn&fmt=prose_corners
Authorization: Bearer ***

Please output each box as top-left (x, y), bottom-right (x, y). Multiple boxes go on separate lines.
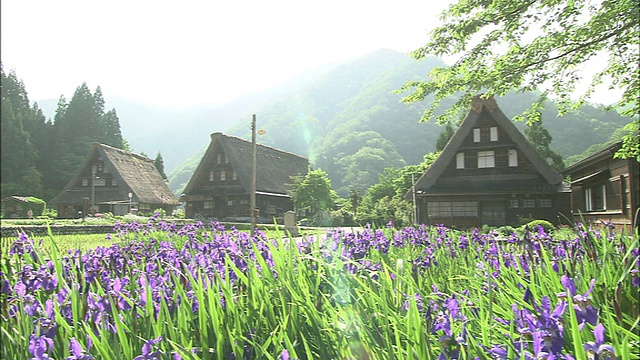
top-left (1, 233), bottom-right (120, 255)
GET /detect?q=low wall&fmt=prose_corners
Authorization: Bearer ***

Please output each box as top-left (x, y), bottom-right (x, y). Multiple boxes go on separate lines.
top-left (0, 224), bottom-right (115, 238)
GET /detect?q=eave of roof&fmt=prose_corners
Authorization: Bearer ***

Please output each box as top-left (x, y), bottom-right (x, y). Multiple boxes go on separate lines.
top-left (562, 141), bottom-right (623, 175)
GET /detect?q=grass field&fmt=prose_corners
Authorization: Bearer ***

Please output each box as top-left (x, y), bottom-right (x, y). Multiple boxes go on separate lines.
top-left (1, 233), bottom-right (119, 256)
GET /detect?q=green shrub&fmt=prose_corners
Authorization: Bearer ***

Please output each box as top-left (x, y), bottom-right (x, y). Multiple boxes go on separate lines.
top-left (16, 196), bottom-right (47, 217)
top-left (496, 225), bottom-right (516, 236)
top-left (153, 208), bottom-right (167, 218)
top-left (42, 207), bottom-right (57, 219)
top-left (523, 219), bottom-right (555, 234)
top-left (172, 208), bottom-right (185, 219)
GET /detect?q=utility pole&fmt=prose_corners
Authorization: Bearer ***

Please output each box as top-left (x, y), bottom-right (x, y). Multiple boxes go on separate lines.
top-left (412, 173), bottom-right (417, 226)
top-left (91, 171), bottom-right (96, 214)
top-left (250, 114), bottom-right (257, 238)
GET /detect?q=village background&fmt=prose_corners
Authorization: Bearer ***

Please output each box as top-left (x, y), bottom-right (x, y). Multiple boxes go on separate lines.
top-left (1, 47), bottom-right (637, 227)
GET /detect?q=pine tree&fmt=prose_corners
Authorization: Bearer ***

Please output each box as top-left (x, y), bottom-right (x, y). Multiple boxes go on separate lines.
top-left (154, 152), bottom-right (168, 181)
top-left (45, 84), bottom-right (126, 197)
top-left (101, 109), bottom-right (124, 148)
top-left (0, 67), bottom-right (43, 196)
top-left (525, 120), bottom-right (565, 172)
top-left (435, 122), bottom-right (455, 152)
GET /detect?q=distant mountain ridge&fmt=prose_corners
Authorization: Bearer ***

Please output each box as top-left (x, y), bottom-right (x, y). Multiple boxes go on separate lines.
top-left (34, 60), bottom-right (342, 171)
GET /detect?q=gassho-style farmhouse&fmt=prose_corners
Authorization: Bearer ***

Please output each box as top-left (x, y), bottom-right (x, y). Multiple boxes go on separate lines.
top-left (180, 132), bottom-right (309, 221)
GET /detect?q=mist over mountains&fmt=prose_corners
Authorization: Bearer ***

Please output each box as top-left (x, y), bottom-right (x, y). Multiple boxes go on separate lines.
top-left (36, 49), bottom-right (634, 197)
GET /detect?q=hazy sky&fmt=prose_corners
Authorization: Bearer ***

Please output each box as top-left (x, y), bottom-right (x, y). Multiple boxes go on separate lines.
top-left (1, 0), bottom-right (452, 108)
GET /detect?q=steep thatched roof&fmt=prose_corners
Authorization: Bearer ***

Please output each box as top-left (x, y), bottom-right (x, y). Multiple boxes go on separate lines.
top-left (50, 143), bottom-right (180, 205)
top-left (183, 133), bottom-right (309, 196)
top-left (406, 96), bottom-right (564, 199)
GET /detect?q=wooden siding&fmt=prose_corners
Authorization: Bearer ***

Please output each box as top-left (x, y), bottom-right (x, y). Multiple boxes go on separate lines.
top-left (417, 193), bottom-right (570, 228)
top-left (563, 142), bottom-right (639, 232)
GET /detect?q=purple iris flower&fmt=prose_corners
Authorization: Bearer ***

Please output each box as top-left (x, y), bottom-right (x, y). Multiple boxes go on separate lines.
top-left (584, 323), bottom-right (616, 359)
top-left (558, 275), bottom-right (598, 329)
top-left (481, 344), bottom-right (509, 360)
top-left (134, 335), bottom-right (164, 360)
top-left (1, 271), bottom-right (12, 295)
top-left (631, 248), bottom-right (640, 287)
top-left (278, 349), bottom-right (290, 360)
top-left (508, 291), bottom-right (567, 358)
top-left (28, 334), bottom-right (53, 359)
top-left (66, 337), bottom-right (95, 360)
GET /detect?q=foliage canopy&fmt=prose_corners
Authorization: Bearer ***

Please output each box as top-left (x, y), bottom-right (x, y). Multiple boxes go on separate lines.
top-left (289, 167), bottom-right (339, 217)
top-left (399, 0), bottom-right (639, 157)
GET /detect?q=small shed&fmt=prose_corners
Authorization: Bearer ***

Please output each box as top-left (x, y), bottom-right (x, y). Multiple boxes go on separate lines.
top-left (1, 196), bottom-right (45, 218)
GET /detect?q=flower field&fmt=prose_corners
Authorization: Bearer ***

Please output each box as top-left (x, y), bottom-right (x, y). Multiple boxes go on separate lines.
top-left (1, 216), bottom-right (638, 359)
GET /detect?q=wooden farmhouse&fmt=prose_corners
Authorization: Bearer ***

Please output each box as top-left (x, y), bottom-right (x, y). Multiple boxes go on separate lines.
top-left (406, 96), bottom-right (571, 228)
top-left (562, 141), bottom-right (639, 232)
top-left (181, 132), bottom-right (309, 221)
top-left (49, 143), bottom-right (180, 218)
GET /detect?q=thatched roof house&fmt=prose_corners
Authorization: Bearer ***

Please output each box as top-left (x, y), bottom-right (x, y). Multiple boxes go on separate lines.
top-left (49, 143), bottom-right (180, 217)
top-left (182, 132), bottom-right (309, 220)
top-left (406, 95), bottom-right (570, 227)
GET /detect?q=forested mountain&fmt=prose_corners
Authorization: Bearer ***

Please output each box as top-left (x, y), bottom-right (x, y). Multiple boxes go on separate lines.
top-left (169, 49), bottom-right (633, 197)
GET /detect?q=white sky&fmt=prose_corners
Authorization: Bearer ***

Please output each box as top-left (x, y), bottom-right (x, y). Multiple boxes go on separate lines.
top-left (1, 0), bottom-right (452, 108)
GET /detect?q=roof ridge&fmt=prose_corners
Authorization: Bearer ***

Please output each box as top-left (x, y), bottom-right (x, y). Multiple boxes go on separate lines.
top-left (213, 132), bottom-right (309, 160)
top-left (95, 142), bottom-right (153, 162)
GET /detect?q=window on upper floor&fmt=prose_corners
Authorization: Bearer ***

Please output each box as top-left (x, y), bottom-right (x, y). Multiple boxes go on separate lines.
top-left (92, 164), bottom-right (104, 174)
top-left (220, 171), bottom-right (226, 181)
top-left (473, 128), bottom-right (481, 142)
top-left (508, 149), bottom-right (518, 167)
top-left (478, 150), bottom-right (495, 168)
top-left (490, 127), bottom-right (498, 141)
top-left (456, 152), bottom-right (465, 169)
top-left (232, 170), bottom-right (238, 181)
top-left (209, 170), bottom-right (214, 182)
